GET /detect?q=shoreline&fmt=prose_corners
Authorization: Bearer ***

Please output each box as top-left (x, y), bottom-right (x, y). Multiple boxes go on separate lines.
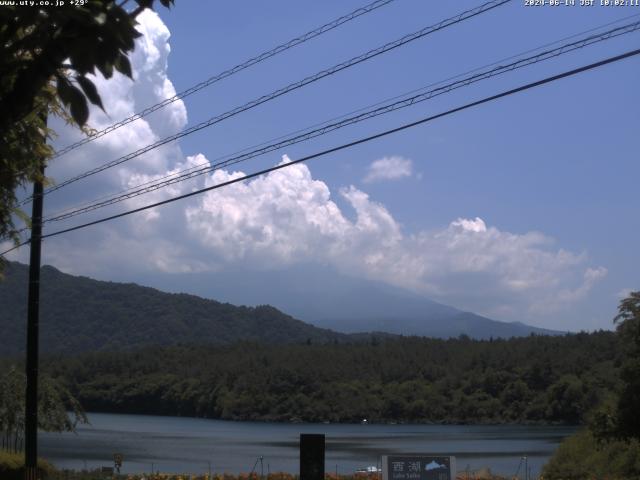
top-left (72, 410), bottom-right (582, 428)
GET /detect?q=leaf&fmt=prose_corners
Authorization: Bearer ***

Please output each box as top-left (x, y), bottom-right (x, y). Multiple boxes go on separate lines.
top-left (55, 74), bottom-right (74, 107)
top-left (69, 89), bottom-right (89, 126)
top-left (69, 47), bottom-right (96, 74)
top-left (55, 73), bottom-right (89, 125)
top-left (76, 75), bottom-right (104, 111)
top-left (114, 53), bottom-right (132, 78)
top-left (97, 61), bottom-right (113, 79)
top-left (11, 205), bottom-right (31, 229)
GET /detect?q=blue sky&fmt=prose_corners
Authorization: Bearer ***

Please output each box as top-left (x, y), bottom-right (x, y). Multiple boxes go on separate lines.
top-left (4, 0), bottom-right (639, 331)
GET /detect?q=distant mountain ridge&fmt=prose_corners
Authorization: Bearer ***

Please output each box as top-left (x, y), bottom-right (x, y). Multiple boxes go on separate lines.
top-left (137, 264), bottom-right (562, 339)
top-left (287, 272), bottom-right (561, 339)
top-left (316, 313), bottom-right (559, 339)
top-left (0, 262), bottom-right (346, 356)
top-left (0, 262), bottom-right (560, 356)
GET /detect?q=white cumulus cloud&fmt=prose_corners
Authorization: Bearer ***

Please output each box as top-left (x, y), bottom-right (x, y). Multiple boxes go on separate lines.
top-left (363, 156), bottom-right (413, 183)
top-left (451, 217), bottom-right (487, 233)
top-left (0, 11), bottom-right (608, 328)
top-left (182, 157), bottom-right (605, 319)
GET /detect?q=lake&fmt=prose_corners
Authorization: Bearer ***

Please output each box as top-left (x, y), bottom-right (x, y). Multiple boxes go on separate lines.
top-left (40, 413), bottom-right (577, 477)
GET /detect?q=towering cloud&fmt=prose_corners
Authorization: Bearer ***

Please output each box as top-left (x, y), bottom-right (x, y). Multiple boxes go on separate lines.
top-left (2, 11), bottom-right (606, 326)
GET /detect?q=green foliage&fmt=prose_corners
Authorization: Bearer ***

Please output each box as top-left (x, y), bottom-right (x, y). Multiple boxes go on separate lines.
top-left (0, 366), bottom-right (87, 453)
top-left (0, 84), bottom-right (53, 249)
top-left (0, 0), bottom-right (174, 248)
top-left (0, 368), bottom-right (24, 452)
top-left (0, 267), bottom-right (631, 430)
top-left (614, 291), bottom-right (640, 348)
top-left (0, 450), bottom-right (54, 480)
top-left (0, 0), bottom-right (176, 127)
top-left (542, 429), bottom-right (640, 479)
top-left (34, 331), bottom-right (621, 425)
top-left (544, 375), bottom-right (589, 424)
top-left (613, 291), bottom-right (640, 441)
top-left (543, 290), bottom-right (640, 477)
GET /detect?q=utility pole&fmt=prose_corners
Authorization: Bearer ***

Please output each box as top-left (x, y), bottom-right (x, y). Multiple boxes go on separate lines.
top-left (25, 129), bottom-right (45, 480)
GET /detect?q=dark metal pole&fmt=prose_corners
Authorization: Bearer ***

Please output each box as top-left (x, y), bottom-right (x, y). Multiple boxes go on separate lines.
top-left (300, 434), bottom-right (325, 480)
top-left (25, 162), bottom-right (44, 480)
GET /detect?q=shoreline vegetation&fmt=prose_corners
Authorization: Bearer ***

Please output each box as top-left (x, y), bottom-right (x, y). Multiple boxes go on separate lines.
top-left (0, 450), bottom-right (524, 480)
top-left (0, 330), bottom-right (636, 479)
top-left (2, 432), bottom-right (640, 480)
top-left (32, 332), bottom-right (618, 425)
top-left (2, 292), bottom-right (639, 478)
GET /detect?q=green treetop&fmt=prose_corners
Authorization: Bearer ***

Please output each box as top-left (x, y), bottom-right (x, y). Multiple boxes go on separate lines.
top-left (0, 0), bottom-right (174, 256)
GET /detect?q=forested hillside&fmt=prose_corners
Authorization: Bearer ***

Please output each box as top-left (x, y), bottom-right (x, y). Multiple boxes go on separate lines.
top-left (0, 262), bottom-right (560, 355)
top-left (0, 262), bottom-right (346, 355)
top-left (35, 331), bottom-right (620, 425)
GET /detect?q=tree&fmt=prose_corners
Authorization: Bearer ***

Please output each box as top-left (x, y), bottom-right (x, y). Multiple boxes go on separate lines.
top-left (613, 290), bottom-right (640, 440)
top-left (0, 0), bottom-right (174, 254)
top-left (614, 291), bottom-right (640, 351)
top-left (542, 429), bottom-right (640, 480)
top-left (0, 366), bottom-right (87, 453)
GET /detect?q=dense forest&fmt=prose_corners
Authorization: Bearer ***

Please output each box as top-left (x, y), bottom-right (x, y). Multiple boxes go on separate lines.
top-left (24, 331), bottom-right (621, 425)
top-left (541, 292), bottom-right (640, 479)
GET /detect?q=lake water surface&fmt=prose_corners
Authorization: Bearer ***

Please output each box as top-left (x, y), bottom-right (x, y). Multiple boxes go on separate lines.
top-left (40, 413), bottom-right (577, 477)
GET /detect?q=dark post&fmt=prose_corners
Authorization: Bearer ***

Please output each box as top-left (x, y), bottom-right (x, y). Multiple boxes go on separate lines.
top-left (25, 162), bottom-right (45, 480)
top-left (300, 434), bottom-right (325, 480)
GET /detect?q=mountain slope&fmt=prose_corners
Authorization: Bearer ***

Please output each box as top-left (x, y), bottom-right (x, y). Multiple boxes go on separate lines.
top-left (137, 264), bottom-right (561, 339)
top-left (316, 313), bottom-right (559, 339)
top-left (289, 274), bottom-right (561, 338)
top-left (0, 262), bottom-right (346, 355)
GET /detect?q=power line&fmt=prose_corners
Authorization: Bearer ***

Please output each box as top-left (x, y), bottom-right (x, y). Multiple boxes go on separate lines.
top-left (0, 46), bottom-right (632, 255)
top-left (5, 15), bottom-right (634, 247)
top-left (0, 242), bottom-right (24, 257)
top-left (50, 0), bottom-right (397, 159)
top-left (41, 12), bottom-right (640, 222)
top-left (40, 19), bottom-right (640, 224)
top-left (4, 15), bottom-right (638, 246)
top-left (31, 0), bottom-right (511, 201)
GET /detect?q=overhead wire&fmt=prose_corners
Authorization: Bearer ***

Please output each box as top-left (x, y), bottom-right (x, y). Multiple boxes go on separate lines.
top-left (50, 9), bottom-right (640, 196)
top-left (39, 12), bottom-right (640, 222)
top-left (40, 19), bottom-right (640, 223)
top-left (46, 9), bottom-right (640, 214)
top-left (51, 0), bottom-right (397, 159)
top-left (26, 0), bottom-right (512, 202)
top-left (6, 12), bottom-right (639, 240)
top-left (3, 46), bottom-right (638, 257)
